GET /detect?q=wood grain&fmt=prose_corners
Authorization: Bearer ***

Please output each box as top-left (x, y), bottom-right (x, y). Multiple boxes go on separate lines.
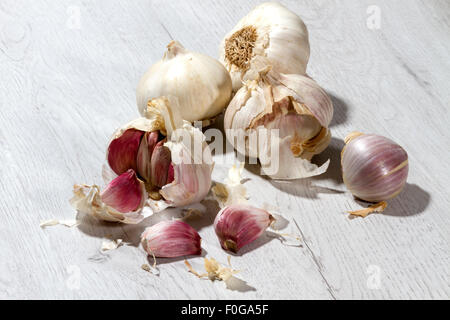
top-left (0, 0), bottom-right (449, 299)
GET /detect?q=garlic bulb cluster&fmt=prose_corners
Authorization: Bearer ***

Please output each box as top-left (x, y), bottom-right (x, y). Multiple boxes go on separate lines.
top-left (214, 204), bottom-right (274, 253)
top-left (141, 220), bottom-right (202, 258)
top-left (224, 68), bottom-right (333, 179)
top-left (341, 132), bottom-right (409, 203)
top-left (137, 41), bottom-right (232, 124)
top-left (71, 97), bottom-right (214, 224)
top-left (219, 2), bottom-right (310, 91)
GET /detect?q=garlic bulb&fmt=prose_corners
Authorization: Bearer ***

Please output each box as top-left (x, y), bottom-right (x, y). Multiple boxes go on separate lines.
top-left (71, 97), bottom-right (214, 223)
top-left (214, 204), bottom-right (274, 253)
top-left (224, 69), bottom-right (333, 179)
top-left (141, 220), bottom-right (202, 258)
top-left (341, 132), bottom-right (409, 204)
top-left (219, 2), bottom-right (310, 91)
top-left (137, 41), bottom-right (232, 123)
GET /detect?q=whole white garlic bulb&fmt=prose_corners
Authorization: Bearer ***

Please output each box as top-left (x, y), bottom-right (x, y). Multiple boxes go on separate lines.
top-left (219, 2), bottom-right (310, 91)
top-left (224, 68), bottom-right (333, 179)
top-left (70, 97), bottom-right (214, 224)
top-left (137, 41), bottom-right (232, 123)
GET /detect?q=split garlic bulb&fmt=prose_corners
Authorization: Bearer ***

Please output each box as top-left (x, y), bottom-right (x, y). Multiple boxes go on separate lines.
top-left (137, 41), bottom-right (232, 123)
top-left (341, 132), bottom-right (409, 203)
top-left (219, 2), bottom-right (310, 91)
top-left (224, 69), bottom-right (333, 179)
top-left (71, 97), bottom-right (214, 224)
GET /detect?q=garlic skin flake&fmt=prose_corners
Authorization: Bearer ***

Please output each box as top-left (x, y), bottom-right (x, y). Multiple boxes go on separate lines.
top-left (219, 2), bottom-right (310, 91)
top-left (224, 70), bottom-right (333, 179)
top-left (342, 132), bottom-right (409, 203)
top-left (214, 204), bottom-right (274, 253)
top-left (141, 220), bottom-right (202, 258)
top-left (137, 41), bottom-right (232, 123)
top-left (211, 163), bottom-right (249, 208)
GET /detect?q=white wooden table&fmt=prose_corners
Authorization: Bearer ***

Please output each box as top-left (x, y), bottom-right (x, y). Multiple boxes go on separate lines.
top-left (1, 0), bottom-right (449, 300)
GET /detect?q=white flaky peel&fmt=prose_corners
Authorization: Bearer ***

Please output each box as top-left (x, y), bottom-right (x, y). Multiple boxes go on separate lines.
top-left (219, 2), bottom-right (310, 91)
top-left (137, 41), bottom-right (232, 123)
top-left (224, 68), bottom-right (333, 179)
top-left (211, 163), bottom-right (249, 208)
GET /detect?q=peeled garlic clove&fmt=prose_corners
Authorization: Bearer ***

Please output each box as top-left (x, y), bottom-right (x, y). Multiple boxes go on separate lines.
top-left (214, 204), bottom-right (274, 253)
top-left (137, 41), bottom-right (232, 123)
top-left (137, 131), bottom-right (159, 181)
top-left (107, 129), bottom-right (144, 175)
top-left (141, 220), bottom-right (202, 258)
top-left (224, 71), bottom-right (333, 179)
top-left (100, 169), bottom-right (144, 213)
top-left (219, 2), bottom-right (310, 91)
top-left (150, 140), bottom-right (172, 188)
top-left (341, 132), bottom-right (409, 202)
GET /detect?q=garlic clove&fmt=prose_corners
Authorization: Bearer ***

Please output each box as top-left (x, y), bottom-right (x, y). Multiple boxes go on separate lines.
top-left (100, 169), bottom-right (145, 213)
top-left (141, 220), bottom-right (202, 258)
top-left (214, 204), bottom-right (274, 253)
top-left (150, 140), bottom-right (172, 188)
top-left (136, 131), bottom-right (159, 181)
top-left (107, 129), bottom-right (144, 175)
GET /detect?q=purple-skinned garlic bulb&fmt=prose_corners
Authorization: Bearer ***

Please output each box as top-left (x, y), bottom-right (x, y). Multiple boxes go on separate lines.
top-left (141, 220), bottom-right (202, 258)
top-left (214, 204), bottom-right (275, 253)
top-left (341, 132), bottom-right (409, 217)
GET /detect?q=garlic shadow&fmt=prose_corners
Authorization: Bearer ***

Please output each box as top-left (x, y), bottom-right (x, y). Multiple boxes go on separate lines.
top-left (311, 136), bottom-right (345, 185)
top-left (228, 230), bottom-right (278, 256)
top-left (350, 184), bottom-right (430, 218)
top-left (328, 93), bottom-right (349, 127)
top-left (204, 112), bottom-right (234, 156)
top-left (225, 276), bottom-right (257, 292)
top-left (146, 249), bottom-right (208, 267)
top-left (382, 183), bottom-right (430, 217)
top-left (268, 178), bottom-right (344, 200)
top-left (76, 214), bottom-right (126, 239)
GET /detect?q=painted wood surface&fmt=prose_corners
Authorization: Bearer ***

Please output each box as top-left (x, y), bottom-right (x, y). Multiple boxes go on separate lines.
top-left (0, 0), bottom-right (449, 299)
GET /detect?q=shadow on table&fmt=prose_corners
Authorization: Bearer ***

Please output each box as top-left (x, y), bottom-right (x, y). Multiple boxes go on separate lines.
top-left (328, 93), bottom-right (349, 128)
top-left (203, 112), bottom-right (234, 156)
top-left (383, 183), bottom-right (430, 217)
top-left (350, 183), bottom-right (430, 218)
top-left (76, 198), bottom-right (221, 247)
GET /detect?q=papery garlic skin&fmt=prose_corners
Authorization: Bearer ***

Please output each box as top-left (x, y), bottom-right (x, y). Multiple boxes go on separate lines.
top-left (214, 204), bottom-right (274, 253)
top-left (341, 133), bottom-right (409, 202)
top-left (141, 220), bottom-right (202, 258)
top-left (224, 70), bottom-right (333, 179)
top-left (137, 41), bottom-right (232, 123)
top-left (219, 2), bottom-right (310, 91)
